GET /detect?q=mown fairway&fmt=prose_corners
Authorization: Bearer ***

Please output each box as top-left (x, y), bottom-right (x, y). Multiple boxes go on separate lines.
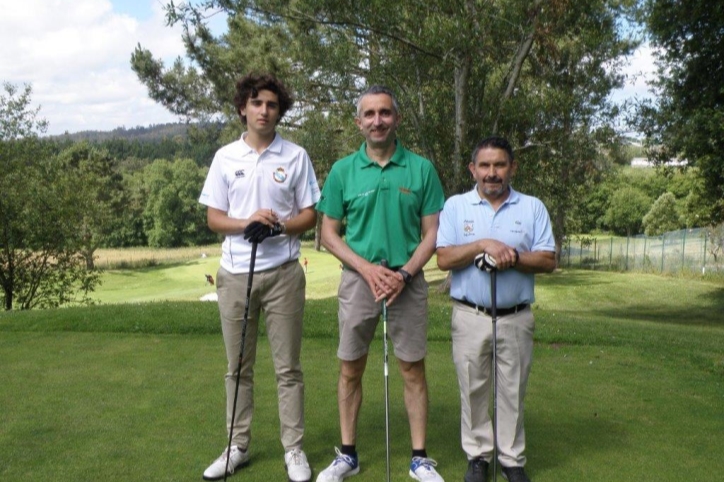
top-left (1, 248), bottom-right (722, 481)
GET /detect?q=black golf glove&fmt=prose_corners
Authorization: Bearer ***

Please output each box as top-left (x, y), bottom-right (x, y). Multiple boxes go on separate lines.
top-left (243, 221), bottom-right (284, 244)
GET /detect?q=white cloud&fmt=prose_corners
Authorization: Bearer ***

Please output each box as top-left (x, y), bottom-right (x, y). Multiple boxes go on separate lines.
top-left (0, 0), bottom-right (189, 134)
top-left (611, 43), bottom-right (659, 103)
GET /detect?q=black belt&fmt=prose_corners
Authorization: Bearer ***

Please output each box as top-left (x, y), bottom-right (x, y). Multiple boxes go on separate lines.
top-left (453, 298), bottom-right (529, 317)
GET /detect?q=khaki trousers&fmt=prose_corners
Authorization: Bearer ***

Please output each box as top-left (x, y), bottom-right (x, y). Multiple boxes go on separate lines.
top-left (451, 302), bottom-right (534, 467)
top-left (216, 261), bottom-right (306, 451)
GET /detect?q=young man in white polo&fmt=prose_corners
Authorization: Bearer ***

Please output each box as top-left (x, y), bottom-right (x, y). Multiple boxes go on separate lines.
top-left (199, 73), bottom-right (320, 482)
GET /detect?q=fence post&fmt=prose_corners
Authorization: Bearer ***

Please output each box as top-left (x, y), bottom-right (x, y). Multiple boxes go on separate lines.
top-left (567, 238), bottom-right (571, 268)
top-left (625, 236), bottom-right (630, 270)
top-left (643, 236), bottom-right (648, 269)
top-left (682, 229), bottom-right (686, 272)
top-left (661, 233), bottom-right (665, 273)
top-left (609, 237), bottom-right (613, 268)
top-left (593, 238), bottom-right (597, 270)
top-left (703, 234), bottom-right (707, 268)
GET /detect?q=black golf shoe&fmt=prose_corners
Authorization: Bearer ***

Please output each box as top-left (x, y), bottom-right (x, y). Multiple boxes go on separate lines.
top-left (501, 466), bottom-right (531, 482)
top-left (464, 457), bottom-right (489, 482)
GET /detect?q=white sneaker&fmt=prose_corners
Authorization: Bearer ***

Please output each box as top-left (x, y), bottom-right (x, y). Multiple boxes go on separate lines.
top-left (409, 456), bottom-right (444, 482)
top-left (316, 447), bottom-right (360, 482)
top-left (202, 445), bottom-right (250, 481)
top-left (285, 448), bottom-right (312, 482)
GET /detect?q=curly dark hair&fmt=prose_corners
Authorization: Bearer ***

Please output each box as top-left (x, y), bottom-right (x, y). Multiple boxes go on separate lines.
top-left (471, 136), bottom-right (515, 164)
top-left (232, 73), bottom-right (293, 125)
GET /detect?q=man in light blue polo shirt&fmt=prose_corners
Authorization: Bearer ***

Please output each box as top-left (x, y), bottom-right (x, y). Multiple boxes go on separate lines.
top-left (436, 136), bottom-right (556, 482)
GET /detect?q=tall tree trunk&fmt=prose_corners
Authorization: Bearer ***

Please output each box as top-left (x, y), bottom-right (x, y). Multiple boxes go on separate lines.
top-left (453, 57), bottom-right (470, 194)
top-left (314, 214), bottom-right (323, 251)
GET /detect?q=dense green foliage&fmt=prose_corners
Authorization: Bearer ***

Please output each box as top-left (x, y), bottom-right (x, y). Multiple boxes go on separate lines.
top-left (132, 0), bottom-right (641, 248)
top-left (0, 83), bottom-right (101, 310)
top-left (637, 0), bottom-right (724, 223)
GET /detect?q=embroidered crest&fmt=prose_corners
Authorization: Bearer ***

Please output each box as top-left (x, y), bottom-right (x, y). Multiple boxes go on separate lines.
top-left (235, 169), bottom-right (245, 178)
top-left (463, 221), bottom-right (474, 235)
top-left (273, 167), bottom-right (288, 183)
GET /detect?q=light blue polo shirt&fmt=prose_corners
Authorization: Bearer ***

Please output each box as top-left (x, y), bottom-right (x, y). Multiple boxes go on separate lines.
top-left (437, 186), bottom-right (555, 308)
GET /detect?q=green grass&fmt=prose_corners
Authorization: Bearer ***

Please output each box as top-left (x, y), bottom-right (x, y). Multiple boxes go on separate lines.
top-left (1, 257), bottom-right (723, 481)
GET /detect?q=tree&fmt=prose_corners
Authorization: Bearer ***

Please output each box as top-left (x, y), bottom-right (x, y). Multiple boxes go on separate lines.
top-left (132, 0), bottom-right (638, 252)
top-left (0, 83), bottom-right (100, 310)
top-left (642, 192), bottom-right (680, 236)
top-left (142, 158), bottom-right (217, 247)
top-left (706, 222), bottom-right (724, 264)
top-left (638, 0), bottom-right (724, 223)
top-left (56, 142), bottom-right (125, 269)
top-left (603, 185), bottom-right (651, 236)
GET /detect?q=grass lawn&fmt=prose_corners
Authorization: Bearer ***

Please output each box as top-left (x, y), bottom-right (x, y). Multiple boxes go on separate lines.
top-left (1, 250), bottom-right (723, 481)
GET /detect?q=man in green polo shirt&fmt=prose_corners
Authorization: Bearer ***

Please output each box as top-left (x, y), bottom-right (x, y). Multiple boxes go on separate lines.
top-left (316, 85), bottom-right (446, 482)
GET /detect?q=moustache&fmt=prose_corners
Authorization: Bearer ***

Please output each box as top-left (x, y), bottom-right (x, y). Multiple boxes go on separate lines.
top-left (484, 177), bottom-right (503, 183)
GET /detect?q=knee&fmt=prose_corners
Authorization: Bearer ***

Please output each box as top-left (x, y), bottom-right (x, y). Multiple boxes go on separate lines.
top-left (339, 359), bottom-right (366, 384)
top-left (399, 359), bottom-right (426, 385)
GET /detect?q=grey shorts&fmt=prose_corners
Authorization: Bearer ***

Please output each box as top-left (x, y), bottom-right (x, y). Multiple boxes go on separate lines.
top-left (337, 269), bottom-right (429, 363)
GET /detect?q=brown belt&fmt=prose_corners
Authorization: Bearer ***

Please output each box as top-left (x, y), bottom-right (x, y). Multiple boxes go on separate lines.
top-left (452, 298), bottom-right (529, 317)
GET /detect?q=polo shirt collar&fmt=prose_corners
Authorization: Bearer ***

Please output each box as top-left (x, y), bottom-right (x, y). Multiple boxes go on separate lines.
top-left (358, 140), bottom-right (407, 168)
top-left (465, 185), bottom-right (520, 207)
top-left (239, 132), bottom-right (282, 155)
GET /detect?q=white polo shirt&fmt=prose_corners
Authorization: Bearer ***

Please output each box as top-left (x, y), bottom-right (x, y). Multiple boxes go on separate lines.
top-left (199, 133), bottom-right (321, 273)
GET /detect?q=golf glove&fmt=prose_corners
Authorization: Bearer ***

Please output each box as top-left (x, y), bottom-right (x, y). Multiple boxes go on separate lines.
top-left (474, 252), bottom-right (497, 272)
top-left (243, 221), bottom-right (284, 244)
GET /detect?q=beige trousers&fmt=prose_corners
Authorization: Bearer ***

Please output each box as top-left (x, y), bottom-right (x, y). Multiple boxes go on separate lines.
top-left (451, 302), bottom-right (535, 467)
top-left (216, 261), bottom-right (306, 451)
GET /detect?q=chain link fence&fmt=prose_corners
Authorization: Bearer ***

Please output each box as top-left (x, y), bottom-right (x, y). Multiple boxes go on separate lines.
top-left (562, 228), bottom-right (724, 275)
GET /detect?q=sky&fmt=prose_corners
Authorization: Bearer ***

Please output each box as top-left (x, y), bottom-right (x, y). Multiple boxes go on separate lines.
top-left (1, 0), bottom-right (657, 136)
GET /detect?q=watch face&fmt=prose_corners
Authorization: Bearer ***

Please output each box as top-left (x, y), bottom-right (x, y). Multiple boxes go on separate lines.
top-left (400, 269), bottom-right (412, 283)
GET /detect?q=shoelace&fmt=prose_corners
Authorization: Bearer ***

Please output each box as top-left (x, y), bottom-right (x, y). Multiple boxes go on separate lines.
top-left (413, 457), bottom-right (438, 473)
top-left (218, 447), bottom-right (239, 474)
top-left (288, 449), bottom-right (304, 466)
top-left (472, 458), bottom-right (487, 470)
top-left (332, 448), bottom-right (356, 468)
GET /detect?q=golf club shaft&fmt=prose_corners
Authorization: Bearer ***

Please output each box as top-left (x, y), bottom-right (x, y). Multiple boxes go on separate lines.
top-left (381, 260), bottom-right (391, 482)
top-left (491, 269), bottom-right (498, 482)
top-left (224, 242), bottom-right (258, 482)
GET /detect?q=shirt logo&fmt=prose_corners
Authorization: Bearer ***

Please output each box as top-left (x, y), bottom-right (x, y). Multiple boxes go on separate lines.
top-left (235, 169), bottom-right (245, 178)
top-left (463, 221), bottom-right (474, 236)
top-left (399, 187), bottom-right (411, 195)
top-left (273, 167), bottom-right (288, 183)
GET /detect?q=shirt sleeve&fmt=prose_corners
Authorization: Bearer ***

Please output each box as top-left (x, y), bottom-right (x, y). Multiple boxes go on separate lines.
top-left (436, 196), bottom-right (458, 248)
top-left (316, 165), bottom-right (345, 220)
top-left (531, 199), bottom-right (556, 252)
top-left (420, 161), bottom-right (445, 217)
top-left (294, 150), bottom-right (322, 210)
top-left (198, 154), bottom-right (229, 211)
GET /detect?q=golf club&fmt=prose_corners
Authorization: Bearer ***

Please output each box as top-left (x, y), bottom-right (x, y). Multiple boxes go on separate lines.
top-left (490, 262), bottom-right (499, 482)
top-left (474, 252), bottom-right (499, 482)
top-left (380, 259), bottom-right (391, 482)
top-left (224, 241), bottom-right (258, 482)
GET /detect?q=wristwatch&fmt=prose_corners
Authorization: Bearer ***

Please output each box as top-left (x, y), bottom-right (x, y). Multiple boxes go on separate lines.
top-left (398, 268), bottom-right (413, 284)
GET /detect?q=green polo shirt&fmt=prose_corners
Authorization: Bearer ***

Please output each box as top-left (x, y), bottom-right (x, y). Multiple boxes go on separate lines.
top-left (317, 141), bottom-right (445, 267)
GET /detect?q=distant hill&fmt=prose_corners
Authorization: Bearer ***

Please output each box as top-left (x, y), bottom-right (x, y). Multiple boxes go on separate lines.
top-left (51, 123), bottom-right (190, 142)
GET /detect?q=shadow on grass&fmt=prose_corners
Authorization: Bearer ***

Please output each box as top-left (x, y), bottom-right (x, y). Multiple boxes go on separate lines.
top-left (538, 270), bottom-right (724, 329)
top-left (527, 411), bottom-right (623, 473)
